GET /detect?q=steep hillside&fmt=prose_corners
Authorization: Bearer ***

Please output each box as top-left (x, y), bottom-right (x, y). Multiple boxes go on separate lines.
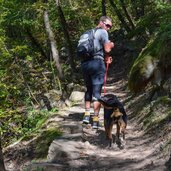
top-left (3, 50), bottom-right (171, 171)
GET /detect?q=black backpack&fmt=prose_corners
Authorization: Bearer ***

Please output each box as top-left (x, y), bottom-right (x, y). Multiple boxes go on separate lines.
top-left (77, 28), bottom-right (96, 59)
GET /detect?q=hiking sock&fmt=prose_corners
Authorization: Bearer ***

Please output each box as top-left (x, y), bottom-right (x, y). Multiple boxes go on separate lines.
top-left (82, 109), bottom-right (90, 124)
top-left (92, 114), bottom-right (99, 129)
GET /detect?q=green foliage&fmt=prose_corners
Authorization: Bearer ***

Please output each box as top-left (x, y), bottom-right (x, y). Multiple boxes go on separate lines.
top-left (129, 2), bottom-right (171, 38)
top-left (0, 108), bottom-right (59, 147)
top-left (22, 109), bottom-right (49, 133)
top-left (155, 96), bottom-right (171, 105)
top-left (0, 21), bottom-right (61, 148)
top-left (0, 0), bottom-right (170, 149)
top-left (2, 0), bottom-right (38, 28)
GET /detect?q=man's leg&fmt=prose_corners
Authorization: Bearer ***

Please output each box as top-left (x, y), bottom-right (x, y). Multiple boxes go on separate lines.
top-left (93, 101), bottom-right (101, 115)
top-left (92, 84), bottom-right (103, 128)
top-left (85, 100), bottom-right (91, 110)
top-left (82, 86), bottom-right (92, 124)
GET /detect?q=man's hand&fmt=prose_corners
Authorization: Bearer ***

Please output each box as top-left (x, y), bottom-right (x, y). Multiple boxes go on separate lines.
top-left (105, 55), bottom-right (113, 64)
top-left (104, 41), bottom-right (115, 53)
top-left (110, 41), bottom-right (114, 49)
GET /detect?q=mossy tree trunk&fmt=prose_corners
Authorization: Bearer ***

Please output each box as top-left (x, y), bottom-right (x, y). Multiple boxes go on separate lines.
top-left (56, 0), bottom-right (75, 72)
top-left (109, 0), bottom-right (131, 33)
top-left (44, 10), bottom-right (64, 79)
top-left (119, 0), bottom-right (135, 29)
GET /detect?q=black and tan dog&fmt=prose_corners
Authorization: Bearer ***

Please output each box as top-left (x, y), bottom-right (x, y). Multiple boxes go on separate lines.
top-left (98, 94), bottom-right (127, 148)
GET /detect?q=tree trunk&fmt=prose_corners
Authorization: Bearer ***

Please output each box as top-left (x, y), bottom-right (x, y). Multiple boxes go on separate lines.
top-left (44, 10), bottom-right (64, 79)
top-left (109, 0), bottom-right (131, 33)
top-left (131, 0), bottom-right (145, 19)
top-left (119, 0), bottom-right (135, 29)
top-left (0, 136), bottom-right (6, 171)
top-left (56, 0), bottom-right (75, 72)
top-left (140, 0), bottom-right (145, 16)
top-left (102, 0), bottom-right (106, 16)
top-left (25, 28), bottom-right (50, 62)
top-left (131, 0), bottom-right (139, 19)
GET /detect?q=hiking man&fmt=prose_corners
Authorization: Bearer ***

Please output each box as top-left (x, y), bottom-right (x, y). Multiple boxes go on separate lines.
top-left (80, 16), bottom-right (114, 128)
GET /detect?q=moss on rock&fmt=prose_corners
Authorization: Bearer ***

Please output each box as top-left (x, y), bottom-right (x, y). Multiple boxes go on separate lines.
top-left (33, 128), bottom-right (62, 159)
top-left (128, 26), bottom-right (171, 93)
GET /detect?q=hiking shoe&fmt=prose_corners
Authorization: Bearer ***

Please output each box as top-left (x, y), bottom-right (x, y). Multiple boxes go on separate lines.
top-left (92, 116), bottom-right (99, 129)
top-left (82, 111), bottom-right (90, 124)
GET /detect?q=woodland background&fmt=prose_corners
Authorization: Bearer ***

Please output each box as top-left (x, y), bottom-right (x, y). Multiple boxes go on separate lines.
top-left (0, 0), bottom-right (171, 170)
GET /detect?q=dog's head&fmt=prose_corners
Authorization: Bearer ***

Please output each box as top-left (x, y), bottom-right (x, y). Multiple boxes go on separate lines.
top-left (98, 94), bottom-right (124, 118)
top-left (98, 94), bottom-right (120, 108)
top-left (111, 107), bottom-right (123, 118)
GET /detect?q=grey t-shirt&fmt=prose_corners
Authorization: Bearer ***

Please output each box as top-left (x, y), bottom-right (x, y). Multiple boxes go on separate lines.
top-left (93, 28), bottom-right (109, 58)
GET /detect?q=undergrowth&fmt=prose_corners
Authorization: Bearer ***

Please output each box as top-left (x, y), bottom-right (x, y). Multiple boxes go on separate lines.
top-left (143, 96), bottom-right (171, 131)
top-left (0, 107), bottom-right (59, 147)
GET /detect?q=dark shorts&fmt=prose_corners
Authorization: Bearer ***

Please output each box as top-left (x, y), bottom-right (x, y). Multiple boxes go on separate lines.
top-left (81, 58), bottom-right (105, 86)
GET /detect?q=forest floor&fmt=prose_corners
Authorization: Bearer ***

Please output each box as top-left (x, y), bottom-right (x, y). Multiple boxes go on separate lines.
top-left (4, 65), bottom-right (170, 171)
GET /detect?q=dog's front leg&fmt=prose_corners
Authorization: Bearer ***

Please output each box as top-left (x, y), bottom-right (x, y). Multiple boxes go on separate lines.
top-left (116, 121), bottom-right (126, 149)
top-left (120, 121), bottom-right (126, 146)
top-left (116, 122), bottom-right (122, 148)
top-left (121, 126), bottom-right (126, 141)
top-left (108, 122), bottom-right (114, 147)
top-left (104, 119), bottom-right (109, 140)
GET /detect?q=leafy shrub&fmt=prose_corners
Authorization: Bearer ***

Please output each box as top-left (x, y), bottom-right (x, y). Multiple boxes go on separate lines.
top-left (0, 108), bottom-right (56, 147)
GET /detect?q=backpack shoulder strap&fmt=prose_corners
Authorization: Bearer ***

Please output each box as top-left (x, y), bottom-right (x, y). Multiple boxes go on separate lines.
top-left (92, 28), bottom-right (102, 39)
top-left (91, 28), bottom-right (98, 40)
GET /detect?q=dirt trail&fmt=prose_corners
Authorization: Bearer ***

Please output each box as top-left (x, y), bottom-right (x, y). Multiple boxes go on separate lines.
top-left (23, 73), bottom-right (168, 171)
